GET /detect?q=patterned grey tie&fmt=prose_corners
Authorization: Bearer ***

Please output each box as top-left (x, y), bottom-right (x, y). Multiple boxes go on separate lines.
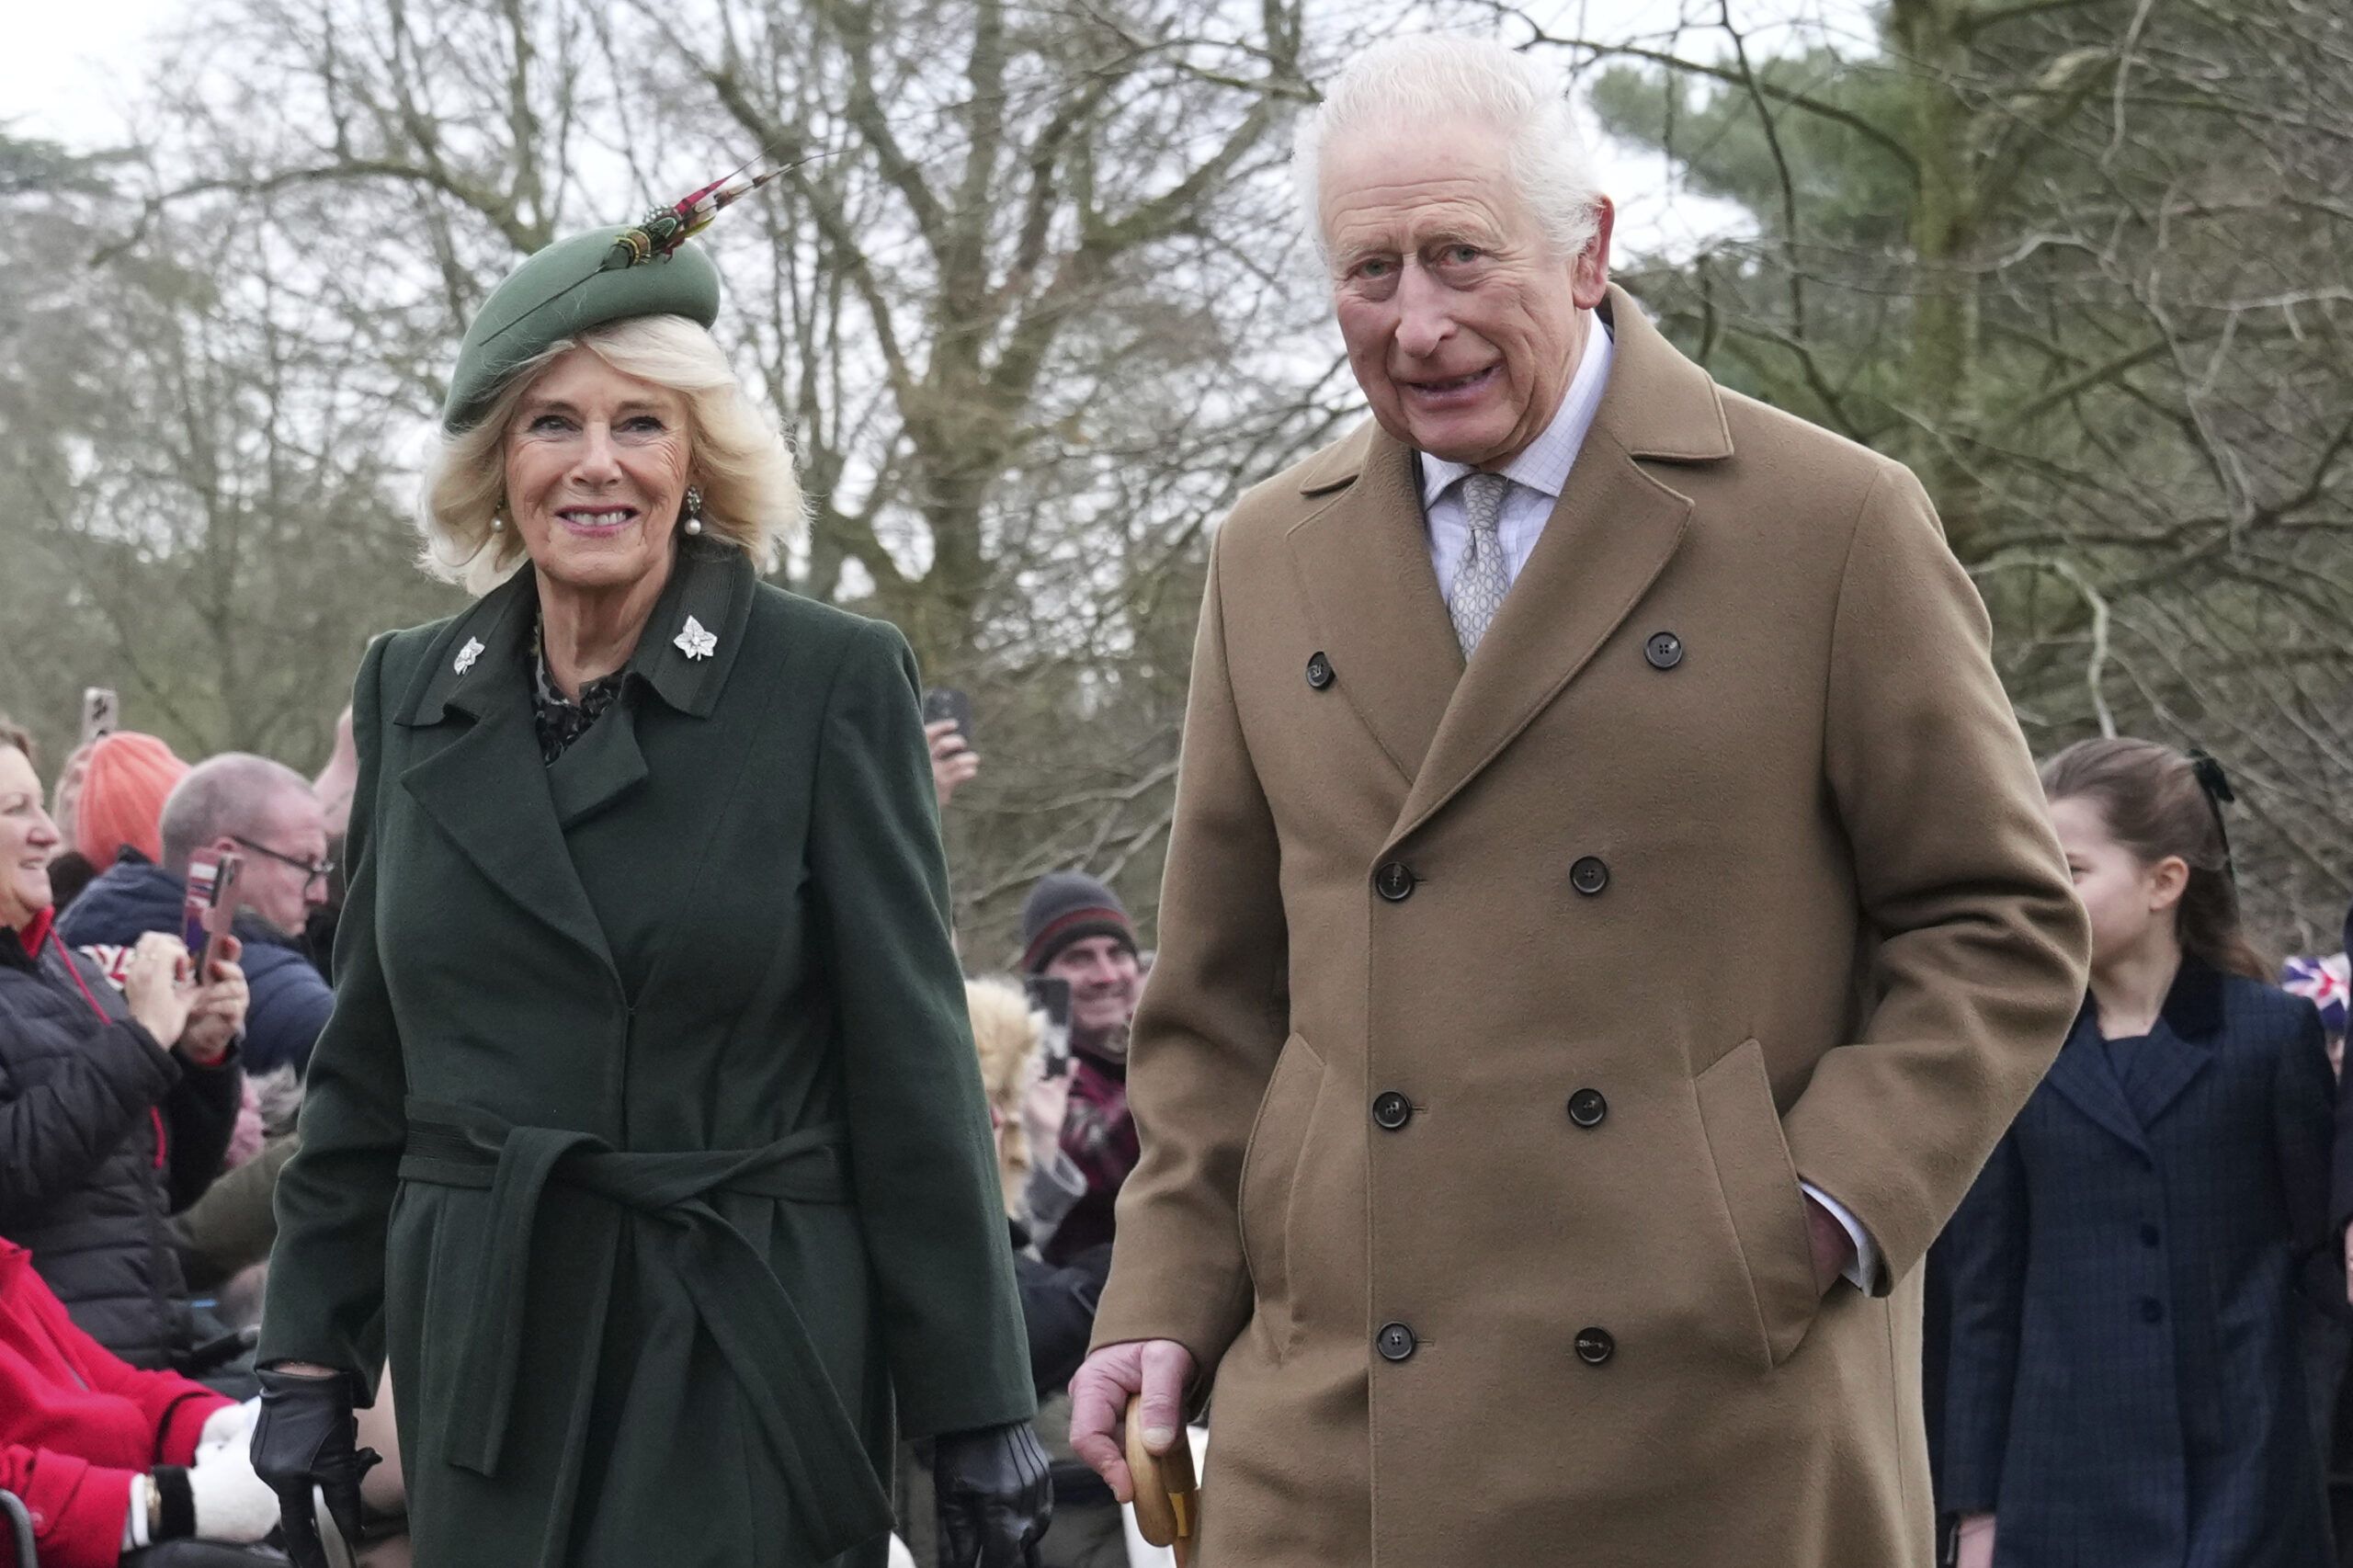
top-left (1447, 472), bottom-right (1513, 657)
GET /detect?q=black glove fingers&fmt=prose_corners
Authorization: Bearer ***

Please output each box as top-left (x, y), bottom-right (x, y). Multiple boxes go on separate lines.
top-left (274, 1483), bottom-right (330, 1568)
top-left (938, 1503), bottom-right (981, 1568)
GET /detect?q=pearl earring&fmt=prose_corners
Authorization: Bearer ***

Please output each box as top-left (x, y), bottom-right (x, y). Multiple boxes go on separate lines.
top-left (683, 485), bottom-right (705, 537)
top-left (491, 493), bottom-right (507, 532)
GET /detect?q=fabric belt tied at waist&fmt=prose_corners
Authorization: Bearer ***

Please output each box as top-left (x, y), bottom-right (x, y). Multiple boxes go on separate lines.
top-left (396, 1099), bottom-right (891, 1553)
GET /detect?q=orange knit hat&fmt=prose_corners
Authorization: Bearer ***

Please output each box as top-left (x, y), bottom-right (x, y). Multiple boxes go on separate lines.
top-left (76, 732), bottom-right (189, 866)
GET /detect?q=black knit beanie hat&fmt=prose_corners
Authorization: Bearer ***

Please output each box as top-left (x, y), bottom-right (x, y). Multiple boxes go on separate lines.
top-left (1020, 870), bottom-right (1137, 974)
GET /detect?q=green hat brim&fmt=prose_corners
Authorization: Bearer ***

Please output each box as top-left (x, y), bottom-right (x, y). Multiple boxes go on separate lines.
top-left (442, 228), bottom-right (722, 432)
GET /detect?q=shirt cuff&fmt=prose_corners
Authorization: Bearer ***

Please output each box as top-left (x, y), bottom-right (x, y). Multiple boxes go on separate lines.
top-left (126, 1471), bottom-right (152, 1550)
top-left (1800, 1182), bottom-right (1881, 1293)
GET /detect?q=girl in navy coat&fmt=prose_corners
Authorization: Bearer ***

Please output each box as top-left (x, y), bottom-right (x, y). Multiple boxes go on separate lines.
top-left (1944, 737), bottom-right (2335, 1568)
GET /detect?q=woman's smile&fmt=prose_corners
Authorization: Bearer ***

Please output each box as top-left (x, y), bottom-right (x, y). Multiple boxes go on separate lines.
top-left (553, 503), bottom-right (642, 537)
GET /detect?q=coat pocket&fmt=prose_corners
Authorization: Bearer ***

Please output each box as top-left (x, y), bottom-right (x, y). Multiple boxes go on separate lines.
top-left (1237, 1033), bottom-right (1325, 1356)
top-left (1695, 1039), bottom-right (1821, 1367)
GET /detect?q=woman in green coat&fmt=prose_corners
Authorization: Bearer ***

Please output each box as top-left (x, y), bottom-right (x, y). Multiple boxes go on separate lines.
top-left (249, 212), bottom-right (1046, 1568)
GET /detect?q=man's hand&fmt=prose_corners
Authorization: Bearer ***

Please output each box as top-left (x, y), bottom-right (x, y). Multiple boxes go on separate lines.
top-left (928, 720), bottom-right (980, 809)
top-left (1804, 1194), bottom-right (1856, 1298)
top-left (1068, 1339), bottom-right (1194, 1504)
top-left (177, 937), bottom-right (247, 1066)
top-left (1955, 1512), bottom-right (1995, 1568)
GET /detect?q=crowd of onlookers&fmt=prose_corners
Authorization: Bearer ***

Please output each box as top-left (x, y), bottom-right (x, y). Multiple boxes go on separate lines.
top-left (0, 704), bottom-right (1154, 1568)
top-left (17, 701), bottom-right (2353, 1567)
top-left (0, 715), bottom-right (358, 1566)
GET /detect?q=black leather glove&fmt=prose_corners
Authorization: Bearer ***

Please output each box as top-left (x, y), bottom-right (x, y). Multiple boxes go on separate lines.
top-left (934, 1420), bottom-right (1051, 1568)
top-left (249, 1367), bottom-right (380, 1568)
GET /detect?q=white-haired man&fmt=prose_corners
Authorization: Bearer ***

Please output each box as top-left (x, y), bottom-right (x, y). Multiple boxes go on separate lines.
top-left (1066, 34), bottom-right (2090, 1566)
top-left (63, 754), bottom-right (335, 1077)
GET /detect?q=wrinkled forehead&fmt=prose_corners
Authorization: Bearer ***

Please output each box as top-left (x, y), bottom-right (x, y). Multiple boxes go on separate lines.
top-left (1316, 116), bottom-right (1530, 251)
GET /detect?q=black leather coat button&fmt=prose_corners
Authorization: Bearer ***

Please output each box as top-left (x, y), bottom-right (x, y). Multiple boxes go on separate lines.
top-left (2139, 1298), bottom-right (2164, 1324)
top-left (1574, 1327), bottom-right (1615, 1366)
top-left (1306, 652), bottom-right (1335, 689)
top-left (1375, 862), bottom-right (1417, 902)
top-left (1372, 1092), bottom-right (1412, 1131)
top-left (1644, 631), bottom-right (1684, 670)
top-left (1376, 1322), bottom-right (1417, 1362)
top-left (1567, 1089), bottom-right (1608, 1129)
top-left (1570, 857), bottom-right (1609, 896)
top-left (2140, 1223), bottom-right (2161, 1248)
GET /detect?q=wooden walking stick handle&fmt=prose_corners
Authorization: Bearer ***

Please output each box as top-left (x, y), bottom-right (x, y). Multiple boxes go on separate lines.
top-left (1122, 1393), bottom-right (1199, 1565)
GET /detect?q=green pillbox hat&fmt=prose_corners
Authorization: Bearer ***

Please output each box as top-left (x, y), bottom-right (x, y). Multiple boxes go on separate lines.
top-left (442, 228), bottom-right (722, 432)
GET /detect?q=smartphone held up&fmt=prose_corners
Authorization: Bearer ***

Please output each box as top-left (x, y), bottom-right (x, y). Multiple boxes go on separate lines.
top-left (80, 687), bottom-right (119, 746)
top-left (182, 848), bottom-right (243, 980)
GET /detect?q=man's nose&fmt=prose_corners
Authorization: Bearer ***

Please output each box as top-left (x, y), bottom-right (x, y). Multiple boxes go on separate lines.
top-left (1393, 261), bottom-right (1455, 358)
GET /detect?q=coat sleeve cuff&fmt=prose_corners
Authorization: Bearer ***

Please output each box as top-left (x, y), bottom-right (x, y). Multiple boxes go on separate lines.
top-left (6, 1447), bottom-right (145, 1568)
top-left (1800, 1182), bottom-right (1885, 1295)
top-left (155, 1392), bottom-right (235, 1465)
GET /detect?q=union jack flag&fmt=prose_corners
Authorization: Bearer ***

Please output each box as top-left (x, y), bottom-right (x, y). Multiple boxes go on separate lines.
top-left (2280, 953), bottom-right (2348, 1033)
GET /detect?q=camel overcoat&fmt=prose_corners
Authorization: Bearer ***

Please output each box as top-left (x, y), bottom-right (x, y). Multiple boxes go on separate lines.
top-left (1089, 289), bottom-right (2092, 1567)
top-left (258, 538), bottom-right (1034, 1568)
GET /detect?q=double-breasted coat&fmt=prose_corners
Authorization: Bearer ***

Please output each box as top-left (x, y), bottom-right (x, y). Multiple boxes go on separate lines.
top-left (1941, 962), bottom-right (2335, 1566)
top-left (1088, 288), bottom-right (2093, 1566)
top-left (258, 537), bottom-right (1034, 1568)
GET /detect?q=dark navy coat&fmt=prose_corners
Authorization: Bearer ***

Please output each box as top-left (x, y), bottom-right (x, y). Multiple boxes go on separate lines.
top-left (1941, 960), bottom-right (2335, 1566)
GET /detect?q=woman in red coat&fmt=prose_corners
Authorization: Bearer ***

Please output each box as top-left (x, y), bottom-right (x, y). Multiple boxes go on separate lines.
top-left (0, 1237), bottom-right (282, 1565)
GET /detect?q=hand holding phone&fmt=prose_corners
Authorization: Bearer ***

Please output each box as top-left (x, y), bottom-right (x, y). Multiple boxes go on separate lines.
top-left (79, 687), bottom-right (119, 746)
top-left (1025, 974), bottom-right (1074, 1078)
top-left (182, 848), bottom-right (244, 981)
top-left (177, 935), bottom-right (246, 1065)
top-left (922, 687), bottom-right (974, 745)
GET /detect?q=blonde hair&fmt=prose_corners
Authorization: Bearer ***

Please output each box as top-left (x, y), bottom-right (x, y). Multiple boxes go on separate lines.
top-left (418, 315), bottom-right (801, 596)
top-left (965, 975), bottom-right (1046, 1218)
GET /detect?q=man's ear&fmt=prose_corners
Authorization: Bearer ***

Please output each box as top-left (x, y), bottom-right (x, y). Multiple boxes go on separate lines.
top-left (1572, 197), bottom-right (1616, 310)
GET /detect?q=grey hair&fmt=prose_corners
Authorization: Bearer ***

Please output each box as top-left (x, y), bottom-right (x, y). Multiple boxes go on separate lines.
top-left (1293, 35), bottom-right (1603, 263)
top-left (158, 754), bottom-right (316, 874)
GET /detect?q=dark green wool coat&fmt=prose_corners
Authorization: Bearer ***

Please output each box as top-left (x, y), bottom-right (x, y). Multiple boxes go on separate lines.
top-left (258, 536), bottom-right (1034, 1568)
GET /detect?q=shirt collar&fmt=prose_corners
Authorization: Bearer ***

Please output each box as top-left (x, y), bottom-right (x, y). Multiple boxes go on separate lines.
top-left (1419, 312), bottom-right (1615, 508)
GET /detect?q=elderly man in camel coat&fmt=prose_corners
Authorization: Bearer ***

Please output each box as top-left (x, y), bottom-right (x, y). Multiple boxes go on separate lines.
top-left (1067, 34), bottom-right (2092, 1568)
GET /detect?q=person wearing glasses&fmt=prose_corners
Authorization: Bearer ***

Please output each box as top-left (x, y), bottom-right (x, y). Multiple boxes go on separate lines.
top-left (62, 755), bottom-right (336, 1078)
top-left (0, 722), bottom-right (252, 1381)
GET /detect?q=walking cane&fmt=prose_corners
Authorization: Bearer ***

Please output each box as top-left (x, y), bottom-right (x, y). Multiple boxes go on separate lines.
top-left (1121, 1394), bottom-right (1199, 1565)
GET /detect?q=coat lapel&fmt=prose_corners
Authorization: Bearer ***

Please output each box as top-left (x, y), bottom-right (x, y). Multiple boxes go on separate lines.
top-left (2124, 960), bottom-right (2223, 1128)
top-left (542, 538), bottom-right (755, 829)
top-left (2042, 1006), bottom-right (2152, 1156)
top-left (394, 569), bottom-right (616, 973)
top-left (1389, 291), bottom-right (1726, 847)
top-left (1282, 424), bottom-right (1463, 788)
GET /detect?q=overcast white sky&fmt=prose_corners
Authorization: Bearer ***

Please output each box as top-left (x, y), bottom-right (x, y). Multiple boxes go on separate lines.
top-left (1, 0), bottom-right (1877, 256)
